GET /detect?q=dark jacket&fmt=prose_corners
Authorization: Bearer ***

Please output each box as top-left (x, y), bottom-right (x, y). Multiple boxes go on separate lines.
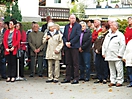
top-left (41, 23), bottom-right (48, 32)
top-left (62, 22), bottom-right (81, 49)
top-left (94, 31), bottom-right (109, 54)
top-left (80, 29), bottom-right (92, 53)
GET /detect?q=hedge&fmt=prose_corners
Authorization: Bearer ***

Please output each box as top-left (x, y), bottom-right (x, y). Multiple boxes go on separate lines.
top-left (22, 20), bottom-right (128, 32)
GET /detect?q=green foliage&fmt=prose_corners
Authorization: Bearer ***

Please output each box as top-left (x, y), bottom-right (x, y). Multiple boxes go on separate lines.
top-left (117, 19), bottom-right (128, 33)
top-left (22, 21), bottom-right (69, 31)
top-left (4, 1), bottom-right (22, 22)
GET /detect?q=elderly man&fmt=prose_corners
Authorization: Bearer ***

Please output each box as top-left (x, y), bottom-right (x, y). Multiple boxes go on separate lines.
top-left (28, 23), bottom-right (45, 77)
top-left (102, 21), bottom-right (126, 87)
top-left (61, 14), bottom-right (81, 84)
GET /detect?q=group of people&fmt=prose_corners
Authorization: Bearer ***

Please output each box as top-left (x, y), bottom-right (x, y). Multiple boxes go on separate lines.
top-left (0, 15), bottom-right (132, 88)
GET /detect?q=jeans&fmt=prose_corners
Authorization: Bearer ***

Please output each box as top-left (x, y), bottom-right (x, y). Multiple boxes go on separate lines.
top-left (79, 52), bottom-right (91, 80)
top-left (127, 67), bottom-right (132, 85)
top-left (0, 58), bottom-right (6, 77)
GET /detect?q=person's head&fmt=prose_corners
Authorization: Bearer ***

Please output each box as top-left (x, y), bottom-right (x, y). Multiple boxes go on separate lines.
top-left (128, 17), bottom-right (132, 26)
top-left (0, 19), bottom-right (4, 28)
top-left (9, 19), bottom-right (17, 30)
top-left (79, 21), bottom-right (87, 31)
top-left (48, 22), bottom-right (55, 32)
top-left (87, 20), bottom-right (93, 27)
top-left (69, 14), bottom-right (76, 24)
top-left (16, 22), bottom-right (23, 33)
top-left (54, 24), bottom-right (60, 31)
top-left (33, 23), bottom-right (39, 32)
top-left (94, 19), bottom-right (101, 28)
top-left (110, 21), bottom-right (118, 33)
top-left (101, 22), bottom-right (110, 33)
top-left (4, 22), bottom-right (9, 30)
top-left (46, 16), bottom-right (52, 23)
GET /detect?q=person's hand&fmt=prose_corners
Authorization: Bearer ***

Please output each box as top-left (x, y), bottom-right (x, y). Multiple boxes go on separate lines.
top-left (102, 55), bottom-right (105, 58)
top-left (10, 47), bottom-right (14, 51)
top-left (79, 47), bottom-right (83, 52)
top-left (54, 50), bottom-right (59, 54)
top-left (66, 42), bottom-right (71, 48)
top-left (46, 35), bottom-right (50, 40)
top-left (34, 49), bottom-right (38, 53)
top-left (6, 48), bottom-right (10, 52)
top-left (36, 48), bottom-right (40, 53)
top-left (95, 49), bottom-right (98, 53)
top-left (122, 59), bottom-right (126, 63)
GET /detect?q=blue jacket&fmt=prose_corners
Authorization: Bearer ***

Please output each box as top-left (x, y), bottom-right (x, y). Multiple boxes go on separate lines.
top-left (62, 22), bottom-right (81, 49)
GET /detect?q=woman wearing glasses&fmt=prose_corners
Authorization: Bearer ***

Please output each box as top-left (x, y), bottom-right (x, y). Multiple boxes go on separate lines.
top-left (3, 19), bottom-right (21, 82)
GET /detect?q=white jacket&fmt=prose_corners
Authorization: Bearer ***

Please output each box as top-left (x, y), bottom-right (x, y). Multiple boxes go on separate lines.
top-left (102, 30), bottom-right (126, 61)
top-left (123, 39), bottom-right (132, 67)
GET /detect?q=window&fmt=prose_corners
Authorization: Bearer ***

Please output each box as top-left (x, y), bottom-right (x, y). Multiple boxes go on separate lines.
top-left (54, 0), bottom-right (61, 3)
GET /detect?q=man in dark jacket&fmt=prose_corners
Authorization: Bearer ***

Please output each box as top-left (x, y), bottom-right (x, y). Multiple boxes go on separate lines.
top-left (61, 14), bottom-right (81, 84)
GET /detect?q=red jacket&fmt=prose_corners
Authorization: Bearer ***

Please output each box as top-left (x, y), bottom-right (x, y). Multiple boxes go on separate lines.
top-left (20, 30), bottom-right (26, 51)
top-left (124, 27), bottom-right (132, 45)
top-left (3, 29), bottom-right (21, 55)
top-left (92, 28), bottom-right (102, 43)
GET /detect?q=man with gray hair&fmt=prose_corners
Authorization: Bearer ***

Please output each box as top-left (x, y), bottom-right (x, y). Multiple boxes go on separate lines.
top-left (102, 21), bottom-right (126, 87)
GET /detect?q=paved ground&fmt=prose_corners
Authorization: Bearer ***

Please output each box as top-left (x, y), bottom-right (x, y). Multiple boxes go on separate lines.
top-left (0, 74), bottom-right (132, 99)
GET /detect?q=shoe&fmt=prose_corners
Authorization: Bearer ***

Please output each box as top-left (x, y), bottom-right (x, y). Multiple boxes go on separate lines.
top-left (116, 83), bottom-right (122, 87)
top-left (127, 84), bottom-right (132, 87)
top-left (94, 79), bottom-right (102, 83)
top-left (39, 74), bottom-right (43, 77)
top-left (84, 78), bottom-right (89, 82)
top-left (108, 83), bottom-right (116, 87)
top-left (61, 79), bottom-right (70, 83)
top-left (71, 80), bottom-right (79, 84)
top-left (54, 80), bottom-right (58, 83)
top-left (102, 80), bottom-right (107, 84)
top-left (11, 78), bottom-right (15, 82)
top-left (46, 80), bottom-right (53, 83)
top-left (29, 74), bottom-right (34, 77)
top-left (6, 78), bottom-right (11, 82)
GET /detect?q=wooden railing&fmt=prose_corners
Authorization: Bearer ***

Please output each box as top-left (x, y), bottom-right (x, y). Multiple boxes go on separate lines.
top-left (39, 6), bottom-right (70, 19)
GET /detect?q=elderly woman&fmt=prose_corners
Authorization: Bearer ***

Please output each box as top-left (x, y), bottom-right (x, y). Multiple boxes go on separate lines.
top-left (79, 21), bottom-right (92, 82)
top-left (43, 22), bottom-right (63, 83)
top-left (94, 22), bottom-right (109, 84)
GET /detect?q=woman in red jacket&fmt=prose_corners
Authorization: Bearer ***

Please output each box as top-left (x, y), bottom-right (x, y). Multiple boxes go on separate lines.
top-left (3, 19), bottom-right (21, 82)
top-left (16, 22), bottom-right (26, 77)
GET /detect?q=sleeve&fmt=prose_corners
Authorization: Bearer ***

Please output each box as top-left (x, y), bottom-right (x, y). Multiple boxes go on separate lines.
top-left (28, 33), bottom-right (36, 51)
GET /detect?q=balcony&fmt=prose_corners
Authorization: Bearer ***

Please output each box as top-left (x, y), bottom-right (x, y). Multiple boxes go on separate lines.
top-left (85, 8), bottom-right (132, 20)
top-left (39, 6), bottom-right (70, 21)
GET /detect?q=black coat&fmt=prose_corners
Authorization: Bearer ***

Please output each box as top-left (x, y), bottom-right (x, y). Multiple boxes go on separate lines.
top-left (80, 29), bottom-right (92, 53)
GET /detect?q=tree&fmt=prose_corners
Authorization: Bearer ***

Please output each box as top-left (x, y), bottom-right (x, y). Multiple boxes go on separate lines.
top-left (4, 1), bottom-right (22, 22)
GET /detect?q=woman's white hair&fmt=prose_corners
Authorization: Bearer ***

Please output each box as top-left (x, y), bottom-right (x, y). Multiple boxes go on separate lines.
top-left (47, 22), bottom-right (54, 29)
top-left (79, 21), bottom-right (86, 26)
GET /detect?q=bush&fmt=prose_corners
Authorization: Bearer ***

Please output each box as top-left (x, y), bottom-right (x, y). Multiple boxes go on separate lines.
top-left (22, 21), bottom-right (69, 31)
top-left (117, 19), bottom-right (128, 33)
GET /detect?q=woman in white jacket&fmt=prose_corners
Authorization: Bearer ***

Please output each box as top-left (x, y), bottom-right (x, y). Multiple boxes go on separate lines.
top-left (123, 39), bottom-right (132, 87)
top-left (102, 21), bottom-right (126, 87)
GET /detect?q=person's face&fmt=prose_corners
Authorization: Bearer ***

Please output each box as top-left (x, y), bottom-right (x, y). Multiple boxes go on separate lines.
top-left (16, 23), bottom-right (20, 30)
top-left (87, 21), bottom-right (92, 27)
top-left (102, 25), bottom-right (107, 33)
top-left (94, 20), bottom-right (99, 28)
top-left (110, 22), bottom-right (117, 32)
top-left (0, 21), bottom-right (3, 28)
top-left (4, 24), bottom-right (8, 29)
top-left (128, 18), bottom-right (132, 25)
top-left (9, 21), bottom-right (15, 29)
top-left (33, 24), bottom-right (39, 32)
top-left (81, 24), bottom-right (86, 31)
top-left (69, 15), bottom-right (76, 24)
top-left (49, 26), bottom-right (55, 32)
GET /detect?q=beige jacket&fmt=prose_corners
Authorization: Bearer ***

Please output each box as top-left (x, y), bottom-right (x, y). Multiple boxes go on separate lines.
top-left (43, 30), bottom-right (63, 60)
